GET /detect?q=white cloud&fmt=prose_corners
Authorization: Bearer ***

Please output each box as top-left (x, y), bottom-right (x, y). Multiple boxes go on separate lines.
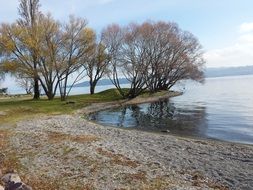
top-left (239, 22), bottom-right (253, 33)
top-left (205, 23), bottom-right (253, 68)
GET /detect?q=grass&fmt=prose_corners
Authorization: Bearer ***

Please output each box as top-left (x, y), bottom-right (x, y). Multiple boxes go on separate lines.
top-left (0, 88), bottom-right (177, 124)
top-left (96, 147), bottom-right (139, 168)
top-left (47, 131), bottom-right (99, 144)
top-left (0, 88), bottom-right (124, 123)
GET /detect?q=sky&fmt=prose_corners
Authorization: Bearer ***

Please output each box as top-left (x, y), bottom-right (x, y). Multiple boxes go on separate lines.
top-left (1, 0), bottom-right (253, 89)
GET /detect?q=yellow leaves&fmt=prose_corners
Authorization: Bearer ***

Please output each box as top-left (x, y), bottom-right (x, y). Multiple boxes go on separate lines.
top-left (2, 39), bottom-right (16, 51)
top-left (82, 27), bottom-right (96, 44)
top-left (0, 60), bottom-right (19, 72)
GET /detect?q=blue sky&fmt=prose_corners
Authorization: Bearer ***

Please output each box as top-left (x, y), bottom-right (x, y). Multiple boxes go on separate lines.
top-left (1, 0), bottom-right (253, 89)
top-left (1, 0), bottom-right (253, 67)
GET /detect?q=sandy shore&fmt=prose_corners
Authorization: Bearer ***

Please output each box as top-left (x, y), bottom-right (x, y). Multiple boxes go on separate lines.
top-left (1, 92), bottom-right (253, 189)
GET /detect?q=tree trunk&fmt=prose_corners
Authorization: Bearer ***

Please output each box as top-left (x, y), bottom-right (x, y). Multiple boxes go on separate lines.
top-left (61, 74), bottom-right (68, 101)
top-left (33, 77), bottom-right (40, 100)
top-left (46, 91), bottom-right (55, 100)
top-left (61, 94), bottom-right (66, 101)
top-left (90, 83), bottom-right (95, 95)
top-left (90, 79), bottom-right (98, 95)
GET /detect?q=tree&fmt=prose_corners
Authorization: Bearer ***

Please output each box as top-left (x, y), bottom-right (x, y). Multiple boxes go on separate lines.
top-left (0, 2), bottom-right (94, 100)
top-left (35, 14), bottom-right (61, 100)
top-left (117, 23), bottom-right (152, 98)
top-left (58, 16), bottom-right (94, 100)
top-left (101, 24), bottom-right (127, 97)
top-left (17, 0), bottom-right (42, 99)
top-left (84, 41), bottom-right (110, 94)
top-left (102, 21), bottom-right (205, 99)
top-left (0, 0), bottom-right (43, 99)
top-left (143, 21), bottom-right (205, 92)
top-left (0, 13), bottom-right (59, 100)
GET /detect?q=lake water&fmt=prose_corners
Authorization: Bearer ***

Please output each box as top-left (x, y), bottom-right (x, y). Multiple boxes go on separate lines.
top-left (89, 75), bottom-right (253, 145)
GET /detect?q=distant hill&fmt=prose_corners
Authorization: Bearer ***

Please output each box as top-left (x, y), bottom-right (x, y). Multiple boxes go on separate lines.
top-left (205, 65), bottom-right (253, 78)
top-left (73, 78), bottom-right (130, 87)
top-left (72, 66), bottom-right (253, 88)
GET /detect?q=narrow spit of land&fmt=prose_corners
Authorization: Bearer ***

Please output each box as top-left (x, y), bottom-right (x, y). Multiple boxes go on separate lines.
top-left (0, 91), bottom-right (252, 189)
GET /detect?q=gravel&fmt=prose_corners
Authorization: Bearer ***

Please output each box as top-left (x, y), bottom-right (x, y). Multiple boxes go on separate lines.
top-left (10, 114), bottom-right (253, 190)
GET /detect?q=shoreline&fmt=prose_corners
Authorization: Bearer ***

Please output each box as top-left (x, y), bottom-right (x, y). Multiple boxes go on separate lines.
top-left (79, 90), bottom-right (252, 147)
top-left (77, 90), bottom-right (182, 115)
top-left (1, 91), bottom-right (253, 189)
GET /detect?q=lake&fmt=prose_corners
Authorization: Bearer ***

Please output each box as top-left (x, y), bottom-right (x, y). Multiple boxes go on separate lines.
top-left (89, 75), bottom-right (253, 145)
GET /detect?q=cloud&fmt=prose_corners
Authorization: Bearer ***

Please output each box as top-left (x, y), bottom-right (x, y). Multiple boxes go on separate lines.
top-left (239, 22), bottom-right (253, 33)
top-left (205, 22), bottom-right (253, 68)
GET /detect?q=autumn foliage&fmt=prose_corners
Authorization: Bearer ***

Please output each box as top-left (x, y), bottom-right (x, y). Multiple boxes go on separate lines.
top-left (0, 0), bottom-right (205, 100)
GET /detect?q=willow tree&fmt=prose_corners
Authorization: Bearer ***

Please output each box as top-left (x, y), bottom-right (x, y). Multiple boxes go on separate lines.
top-left (102, 21), bottom-right (205, 99)
top-left (18, 0), bottom-right (42, 99)
top-left (35, 14), bottom-right (61, 100)
top-left (58, 17), bottom-right (95, 100)
top-left (84, 41), bottom-right (110, 95)
top-left (102, 24), bottom-right (149, 98)
top-left (101, 24), bottom-right (126, 97)
top-left (0, 0), bottom-right (42, 99)
top-left (0, 1), bottom-right (94, 100)
top-left (142, 21), bottom-right (205, 92)
top-left (32, 15), bottom-right (94, 100)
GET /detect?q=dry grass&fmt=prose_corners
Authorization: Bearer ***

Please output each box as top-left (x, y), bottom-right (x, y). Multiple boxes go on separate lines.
top-left (0, 129), bottom-right (22, 175)
top-left (47, 131), bottom-right (99, 144)
top-left (191, 171), bottom-right (229, 190)
top-left (23, 176), bottom-right (95, 190)
top-left (1, 153), bottom-right (21, 173)
top-left (140, 177), bottom-right (173, 190)
top-left (96, 147), bottom-right (139, 168)
top-left (125, 171), bottom-right (147, 182)
top-left (0, 130), bottom-right (8, 149)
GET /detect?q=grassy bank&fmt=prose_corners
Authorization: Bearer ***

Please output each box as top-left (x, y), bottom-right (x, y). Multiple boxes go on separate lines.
top-left (0, 89), bottom-right (124, 123)
top-left (0, 89), bottom-right (182, 124)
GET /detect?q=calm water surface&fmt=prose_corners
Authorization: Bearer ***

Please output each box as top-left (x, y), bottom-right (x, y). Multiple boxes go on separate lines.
top-left (90, 75), bottom-right (253, 144)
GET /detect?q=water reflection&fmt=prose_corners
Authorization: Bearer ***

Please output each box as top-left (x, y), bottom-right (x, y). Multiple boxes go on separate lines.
top-left (89, 75), bottom-right (253, 144)
top-left (90, 100), bottom-right (208, 138)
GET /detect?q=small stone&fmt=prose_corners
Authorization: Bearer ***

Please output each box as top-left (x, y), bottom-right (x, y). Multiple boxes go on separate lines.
top-left (2, 172), bottom-right (32, 190)
top-left (1, 173), bottom-right (22, 184)
top-left (5, 182), bottom-right (33, 190)
top-left (6, 181), bottom-right (23, 189)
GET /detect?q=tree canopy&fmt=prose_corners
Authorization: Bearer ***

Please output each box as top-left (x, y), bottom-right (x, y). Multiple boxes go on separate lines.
top-left (102, 21), bottom-right (205, 98)
top-left (0, 0), bottom-right (205, 100)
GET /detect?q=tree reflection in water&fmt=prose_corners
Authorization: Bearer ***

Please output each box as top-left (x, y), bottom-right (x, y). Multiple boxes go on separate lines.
top-left (90, 100), bottom-right (208, 138)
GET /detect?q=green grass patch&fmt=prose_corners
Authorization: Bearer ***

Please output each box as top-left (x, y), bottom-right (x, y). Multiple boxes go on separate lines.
top-left (139, 90), bottom-right (168, 98)
top-left (0, 88), bottom-right (124, 123)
